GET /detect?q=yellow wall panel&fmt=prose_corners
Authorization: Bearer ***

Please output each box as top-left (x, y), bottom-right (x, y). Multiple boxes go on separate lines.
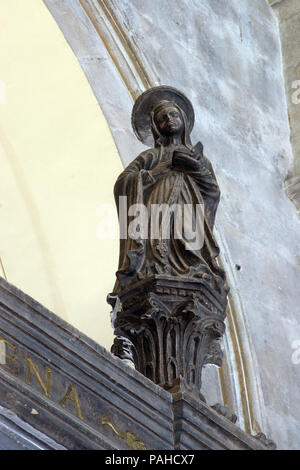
top-left (0, 0), bottom-right (122, 350)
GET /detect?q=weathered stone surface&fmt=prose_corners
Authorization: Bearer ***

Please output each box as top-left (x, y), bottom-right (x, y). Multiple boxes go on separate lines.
top-left (0, 406), bottom-right (65, 450)
top-left (0, 277), bottom-right (272, 450)
top-left (110, 277), bottom-right (227, 399)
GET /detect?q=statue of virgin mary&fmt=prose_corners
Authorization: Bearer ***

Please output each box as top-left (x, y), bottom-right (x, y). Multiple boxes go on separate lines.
top-left (112, 86), bottom-right (227, 297)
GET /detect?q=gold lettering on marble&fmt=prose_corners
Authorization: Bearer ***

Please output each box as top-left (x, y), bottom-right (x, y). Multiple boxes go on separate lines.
top-left (25, 356), bottom-right (52, 398)
top-left (60, 385), bottom-right (84, 420)
top-left (0, 336), bottom-right (18, 375)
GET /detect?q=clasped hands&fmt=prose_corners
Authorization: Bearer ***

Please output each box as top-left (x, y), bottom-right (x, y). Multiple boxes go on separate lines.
top-left (142, 147), bottom-right (205, 186)
top-left (172, 147), bottom-right (202, 172)
top-left (155, 148), bottom-right (203, 174)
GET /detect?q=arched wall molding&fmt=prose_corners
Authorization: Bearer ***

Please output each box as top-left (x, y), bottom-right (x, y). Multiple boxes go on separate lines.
top-left (79, 0), bottom-right (160, 100)
top-left (268, 0), bottom-right (284, 5)
top-left (43, 0), bottom-right (267, 434)
top-left (215, 231), bottom-right (266, 434)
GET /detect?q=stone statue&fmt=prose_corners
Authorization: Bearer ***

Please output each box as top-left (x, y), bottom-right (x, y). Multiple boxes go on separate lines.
top-left (108, 86), bottom-right (228, 399)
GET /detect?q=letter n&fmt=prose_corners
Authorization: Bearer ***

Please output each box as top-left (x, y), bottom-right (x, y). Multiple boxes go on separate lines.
top-left (25, 356), bottom-right (52, 397)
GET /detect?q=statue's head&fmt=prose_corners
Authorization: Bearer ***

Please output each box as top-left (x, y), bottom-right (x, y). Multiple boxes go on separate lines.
top-left (151, 100), bottom-right (192, 148)
top-left (152, 101), bottom-right (184, 138)
top-left (132, 86), bottom-right (194, 148)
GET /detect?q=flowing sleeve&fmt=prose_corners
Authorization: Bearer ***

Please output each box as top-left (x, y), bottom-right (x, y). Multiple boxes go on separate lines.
top-left (185, 146), bottom-right (225, 277)
top-left (113, 151), bottom-right (156, 292)
top-left (186, 147), bottom-right (221, 229)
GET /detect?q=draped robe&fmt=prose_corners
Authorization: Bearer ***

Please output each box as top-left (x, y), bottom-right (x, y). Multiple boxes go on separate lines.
top-left (113, 142), bottom-right (225, 295)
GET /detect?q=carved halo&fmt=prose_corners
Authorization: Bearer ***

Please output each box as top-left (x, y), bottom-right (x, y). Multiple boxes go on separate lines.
top-left (132, 85), bottom-right (195, 146)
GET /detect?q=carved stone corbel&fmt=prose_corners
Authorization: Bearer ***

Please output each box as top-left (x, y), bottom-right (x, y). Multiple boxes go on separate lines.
top-left (109, 276), bottom-right (227, 400)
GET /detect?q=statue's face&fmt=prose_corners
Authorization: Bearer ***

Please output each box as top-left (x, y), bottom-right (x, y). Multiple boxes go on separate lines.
top-left (154, 105), bottom-right (184, 137)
